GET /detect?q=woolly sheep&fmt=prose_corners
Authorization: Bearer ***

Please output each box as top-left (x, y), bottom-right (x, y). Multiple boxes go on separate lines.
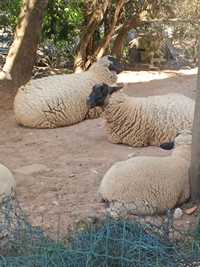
top-left (98, 130), bottom-right (192, 216)
top-left (0, 163), bottom-right (15, 202)
top-left (87, 83), bottom-right (194, 148)
top-left (0, 164), bottom-right (16, 240)
top-left (13, 56), bottom-right (121, 128)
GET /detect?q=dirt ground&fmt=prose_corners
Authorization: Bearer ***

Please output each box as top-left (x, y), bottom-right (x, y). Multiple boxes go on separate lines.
top-left (0, 68), bottom-right (198, 236)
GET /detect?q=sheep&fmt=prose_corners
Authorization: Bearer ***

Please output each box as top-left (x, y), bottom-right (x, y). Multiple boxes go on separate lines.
top-left (0, 164), bottom-right (16, 240)
top-left (13, 56), bottom-right (121, 128)
top-left (87, 83), bottom-right (194, 148)
top-left (0, 163), bottom-right (15, 202)
top-left (98, 130), bottom-right (192, 216)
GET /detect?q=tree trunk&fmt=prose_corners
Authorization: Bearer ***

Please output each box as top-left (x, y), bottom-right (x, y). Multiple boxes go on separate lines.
top-left (74, 0), bottom-right (110, 73)
top-left (0, 0), bottom-right (48, 90)
top-left (112, 16), bottom-right (140, 59)
top-left (94, 0), bottom-right (125, 60)
top-left (189, 40), bottom-right (200, 200)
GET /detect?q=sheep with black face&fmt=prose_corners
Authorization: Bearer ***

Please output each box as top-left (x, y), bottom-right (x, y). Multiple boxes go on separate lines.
top-left (14, 56), bottom-right (122, 128)
top-left (87, 83), bottom-right (194, 148)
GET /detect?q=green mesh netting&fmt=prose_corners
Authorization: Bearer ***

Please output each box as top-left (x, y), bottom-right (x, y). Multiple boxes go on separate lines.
top-left (0, 197), bottom-right (200, 267)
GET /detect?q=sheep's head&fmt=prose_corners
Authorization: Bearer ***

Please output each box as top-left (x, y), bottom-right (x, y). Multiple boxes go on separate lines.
top-left (90, 55), bottom-right (123, 74)
top-left (106, 55), bottom-right (122, 74)
top-left (86, 83), bottom-right (123, 109)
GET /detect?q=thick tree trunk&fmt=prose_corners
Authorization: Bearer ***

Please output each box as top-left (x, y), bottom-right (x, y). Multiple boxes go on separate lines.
top-left (112, 16), bottom-right (140, 59)
top-left (74, 0), bottom-right (110, 73)
top-left (0, 0), bottom-right (48, 90)
top-left (94, 0), bottom-right (125, 60)
top-left (189, 40), bottom-right (200, 201)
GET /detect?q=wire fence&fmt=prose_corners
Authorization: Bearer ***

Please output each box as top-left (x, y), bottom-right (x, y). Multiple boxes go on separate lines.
top-left (0, 197), bottom-right (200, 267)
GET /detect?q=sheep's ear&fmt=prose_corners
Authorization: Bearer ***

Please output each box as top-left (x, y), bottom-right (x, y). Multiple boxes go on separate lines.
top-left (108, 84), bottom-right (124, 95)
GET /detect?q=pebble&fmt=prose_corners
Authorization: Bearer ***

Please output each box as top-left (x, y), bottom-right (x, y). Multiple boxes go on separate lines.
top-left (173, 208), bottom-right (183, 219)
top-left (128, 152), bottom-right (137, 158)
top-left (90, 169), bottom-right (98, 174)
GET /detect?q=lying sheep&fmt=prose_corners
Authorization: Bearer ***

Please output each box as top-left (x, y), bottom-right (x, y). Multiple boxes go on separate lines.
top-left (98, 131), bottom-right (192, 216)
top-left (14, 56), bottom-right (121, 128)
top-left (0, 164), bottom-right (16, 240)
top-left (87, 83), bottom-right (194, 148)
top-left (0, 163), bottom-right (15, 202)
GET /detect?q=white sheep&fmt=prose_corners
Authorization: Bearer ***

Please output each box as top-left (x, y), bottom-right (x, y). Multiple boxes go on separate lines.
top-left (98, 130), bottom-right (192, 216)
top-left (13, 56), bottom-right (121, 128)
top-left (0, 164), bottom-right (16, 240)
top-left (87, 83), bottom-right (194, 148)
top-left (0, 163), bottom-right (15, 202)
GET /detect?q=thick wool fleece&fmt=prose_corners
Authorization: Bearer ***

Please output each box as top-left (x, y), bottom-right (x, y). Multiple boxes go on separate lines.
top-left (99, 132), bottom-right (192, 215)
top-left (102, 91), bottom-right (194, 146)
top-left (0, 163), bottom-right (15, 202)
top-left (14, 60), bottom-right (117, 128)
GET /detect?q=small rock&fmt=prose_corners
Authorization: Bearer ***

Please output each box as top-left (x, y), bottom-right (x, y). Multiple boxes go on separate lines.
top-left (128, 152), bottom-right (137, 158)
top-left (15, 164), bottom-right (48, 175)
top-left (173, 208), bottom-right (183, 219)
top-left (42, 223), bottom-right (50, 230)
top-left (90, 169), bottom-right (98, 174)
top-left (69, 173), bottom-right (75, 178)
top-left (37, 206), bottom-right (46, 212)
top-left (52, 200), bottom-right (59, 206)
top-left (184, 206), bottom-right (198, 215)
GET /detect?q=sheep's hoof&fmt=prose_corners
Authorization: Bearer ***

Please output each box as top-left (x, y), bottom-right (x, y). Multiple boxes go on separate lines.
top-left (160, 141), bottom-right (175, 150)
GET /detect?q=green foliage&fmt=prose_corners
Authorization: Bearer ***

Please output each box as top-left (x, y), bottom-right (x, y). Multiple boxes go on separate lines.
top-left (41, 0), bottom-right (85, 61)
top-left (42, 0), bottom-right (84, 43)
top-left (0, 0), bottom-right (85, 61)
top-left (0, 0), bottom-right (85, 46)
top-left (0, 0), bottom-right (22, 29)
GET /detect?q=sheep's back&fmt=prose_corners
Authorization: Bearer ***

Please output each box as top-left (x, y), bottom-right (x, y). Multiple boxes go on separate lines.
top-left (104, 95), bottom-right (149, 146)
top-left (14, 72), bottom-right (101, 128)
top-left (146, 94), bottom-right (194, 145)
top-left (99, 156), bottom-right (190, 215)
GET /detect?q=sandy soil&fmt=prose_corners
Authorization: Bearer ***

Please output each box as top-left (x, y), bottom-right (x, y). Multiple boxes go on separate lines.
top-left (0, 69), bottom-right (198, 236)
